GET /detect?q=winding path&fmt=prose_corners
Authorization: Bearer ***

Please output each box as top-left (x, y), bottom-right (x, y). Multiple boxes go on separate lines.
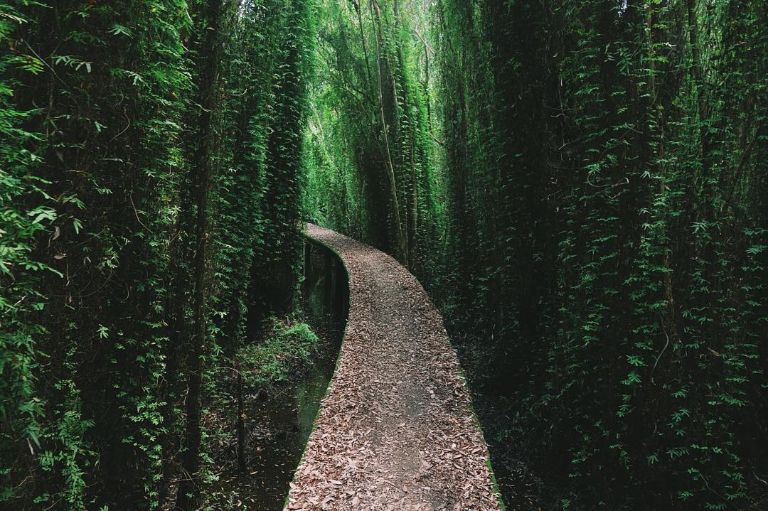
top-left (285, 225), bottom-right (502, 511)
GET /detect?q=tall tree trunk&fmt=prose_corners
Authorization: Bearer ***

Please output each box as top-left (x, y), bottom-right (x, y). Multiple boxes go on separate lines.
top-left (353, 0), bottom-right (374, 91)
top-left (236, 360), bottom-right (246, 474)
top-left (372, 0), bottom-right (408, 263)
top-left (176, 1), bottom-right (224, 508)
top-left (686, 0), bottom-right (712, 205)
top-left (648, 1), bottom-right (679, 350)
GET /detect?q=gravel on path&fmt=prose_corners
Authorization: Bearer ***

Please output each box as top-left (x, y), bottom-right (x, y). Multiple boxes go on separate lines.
top-left (284, 224), bottom-right (503, 511)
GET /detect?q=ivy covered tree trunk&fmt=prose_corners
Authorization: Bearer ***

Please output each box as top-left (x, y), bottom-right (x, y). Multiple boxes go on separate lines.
top-left (2, 1), bottom-right (190, 508)
top-left (248, 0), bottom-right (313, 324)
top-left (176, 0), bottom-right (224, 508)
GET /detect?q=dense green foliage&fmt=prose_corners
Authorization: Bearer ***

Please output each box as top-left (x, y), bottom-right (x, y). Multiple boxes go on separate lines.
top-left (1, 1), bottom-right (313, 509)
top-left (3, 0), bottom-right (766, 509)
top-left (236, 317), bottom-right (319, 388)
top-left (305, 0), bottom-right (768, 509)
top-left (303, 0), bottom-right (443, 277)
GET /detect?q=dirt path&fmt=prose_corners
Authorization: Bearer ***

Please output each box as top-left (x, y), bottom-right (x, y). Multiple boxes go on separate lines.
top-left (285, 225), bottom-right (502, 510)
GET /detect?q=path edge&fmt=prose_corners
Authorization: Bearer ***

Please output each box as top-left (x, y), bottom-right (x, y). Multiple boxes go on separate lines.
top-left (281, 225), bottom-right (353, 510)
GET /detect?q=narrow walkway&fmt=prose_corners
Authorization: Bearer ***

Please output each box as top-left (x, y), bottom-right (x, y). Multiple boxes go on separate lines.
top-left (285, 225), bottom-right (501, 511)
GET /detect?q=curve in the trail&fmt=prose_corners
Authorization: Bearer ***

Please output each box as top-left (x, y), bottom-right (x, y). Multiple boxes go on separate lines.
top-left (285, 224), bottom-right (502, 511)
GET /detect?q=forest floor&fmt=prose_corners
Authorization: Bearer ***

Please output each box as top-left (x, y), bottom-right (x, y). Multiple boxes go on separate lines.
top-left (207, 314), bottom-right (342, 510)
top-left (285, 224), bottom-right (502, 511)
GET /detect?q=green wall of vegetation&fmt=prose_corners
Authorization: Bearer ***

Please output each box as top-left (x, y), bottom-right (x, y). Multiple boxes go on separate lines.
top-left (1, 1), bottom-right (313, 509)
top-left (304, 0), bottom-right (768, 509)
top-left (2, 0), bottom-right (766, 509)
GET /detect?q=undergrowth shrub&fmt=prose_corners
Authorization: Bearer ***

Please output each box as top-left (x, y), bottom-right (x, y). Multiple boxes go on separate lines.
top-left (237, 317), bottom-right (319, 387)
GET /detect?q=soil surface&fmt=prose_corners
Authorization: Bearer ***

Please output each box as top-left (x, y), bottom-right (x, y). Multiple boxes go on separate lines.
top-left (285, 224), bottom-right (502, 511)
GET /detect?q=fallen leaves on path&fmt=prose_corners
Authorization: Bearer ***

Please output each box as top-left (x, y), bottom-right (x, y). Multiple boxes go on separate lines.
top-left (284, 224), bottom-right (502, 511)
